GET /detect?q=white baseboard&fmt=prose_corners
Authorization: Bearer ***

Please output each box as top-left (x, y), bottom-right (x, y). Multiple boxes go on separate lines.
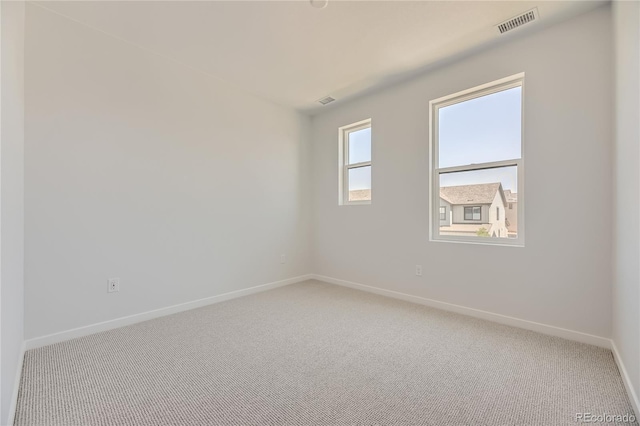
top-left (311, 274), bottom-right (611, 349)
top-left (6, 341), bottom-right (26, 426)
top-left (25, 274), bottom-right (313, 350)
top-left (611, 340), bottom-right (640, 416)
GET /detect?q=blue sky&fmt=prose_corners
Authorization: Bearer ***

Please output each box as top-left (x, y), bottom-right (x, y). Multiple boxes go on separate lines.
top-left (347, 86), bottom-right (521, 193)
top-left (438, 87), bottom-right (521, 192)
top-left (348, 128), bottom-right (371, 164)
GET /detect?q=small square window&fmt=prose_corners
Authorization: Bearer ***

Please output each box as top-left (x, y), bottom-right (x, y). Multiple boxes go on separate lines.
top-left (464, 206), bottom-right (481, 221)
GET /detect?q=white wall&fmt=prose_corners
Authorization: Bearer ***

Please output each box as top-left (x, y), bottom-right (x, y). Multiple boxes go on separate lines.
top-left (24, 4), bottom-right (311, 340)
top-left (311, 7), bottom-right (613, 338)
top-left (1, 1), bottom-right (25, 424)
top-left (613, 0), bottom-right (640, 411)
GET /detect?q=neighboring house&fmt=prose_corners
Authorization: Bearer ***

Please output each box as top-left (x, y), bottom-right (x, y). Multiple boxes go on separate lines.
top-left (349, 189), bottom-right (371, 201)
top-left (503, 189), bottom-right (518, 237)
top-left (439, 183), bottom-right (509, 238)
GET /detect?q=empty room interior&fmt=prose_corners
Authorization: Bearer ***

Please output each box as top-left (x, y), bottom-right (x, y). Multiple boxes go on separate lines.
top-left (1, 0), bottom-right (639, 424)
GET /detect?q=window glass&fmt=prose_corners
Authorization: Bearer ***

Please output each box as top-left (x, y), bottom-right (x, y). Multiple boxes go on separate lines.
top-left (348, 166), bottom-right (371, 201)
top-left (438, 87), bottom-right (521, 169)
top-left (348, 128), bottom-right (371, 165)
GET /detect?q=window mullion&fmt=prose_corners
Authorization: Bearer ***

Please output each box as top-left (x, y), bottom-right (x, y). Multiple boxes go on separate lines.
top-left (346, 161), bottom-right (371, 169)
top-left (437, 159), bottom-right (521, 175)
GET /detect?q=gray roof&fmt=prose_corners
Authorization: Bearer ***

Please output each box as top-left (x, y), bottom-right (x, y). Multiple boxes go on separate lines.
top-left (503, 189), bottom-right (518, 203)
top-left (440, 183), bottom-right (503, 205)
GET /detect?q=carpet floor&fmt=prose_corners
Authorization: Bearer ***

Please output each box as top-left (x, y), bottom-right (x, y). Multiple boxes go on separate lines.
top-left (15, 280), bottom-right (637, 425)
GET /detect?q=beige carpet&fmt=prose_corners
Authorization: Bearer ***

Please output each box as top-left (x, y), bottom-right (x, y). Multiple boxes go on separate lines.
top-left (15, 280), bottom-right (637, 425)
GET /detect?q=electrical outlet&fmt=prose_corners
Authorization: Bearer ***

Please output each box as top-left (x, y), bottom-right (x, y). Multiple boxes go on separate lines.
top-left (280, 254), bottom-right (286, 264)
top-left (415, 265), bottom-right (422, 276)
top-left (107, 278), bottom-right (120, 293)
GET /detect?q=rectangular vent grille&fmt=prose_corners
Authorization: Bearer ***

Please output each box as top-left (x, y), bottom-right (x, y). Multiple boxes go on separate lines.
top-left (497, 8), bottom-right (538, 34)
top-left (318, 96), bottom-right (335, 105)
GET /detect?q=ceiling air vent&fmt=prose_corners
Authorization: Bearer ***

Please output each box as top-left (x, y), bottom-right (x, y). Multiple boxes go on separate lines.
top-left (318, 96), bottom-right (335, 105)
top-left (496, 8), bottom-right (539, 34)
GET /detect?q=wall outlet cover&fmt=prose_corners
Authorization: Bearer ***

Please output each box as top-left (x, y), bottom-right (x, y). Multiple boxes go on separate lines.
top-left (108, 278), bottom-right (120, 293)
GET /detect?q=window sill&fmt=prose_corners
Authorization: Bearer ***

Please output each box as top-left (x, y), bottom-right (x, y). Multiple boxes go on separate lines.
top-left (340, 201), bottom-right (371, 206)
top-left (430, 236), bottom-right (524, 248)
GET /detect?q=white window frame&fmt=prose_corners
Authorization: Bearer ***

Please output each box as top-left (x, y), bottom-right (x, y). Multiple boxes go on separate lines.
top-left (338, 118), bottom-right (372, 206)
top-left (429, 73), bottom-right (525, 247)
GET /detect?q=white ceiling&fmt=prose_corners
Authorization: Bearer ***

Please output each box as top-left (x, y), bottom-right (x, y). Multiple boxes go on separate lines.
top-left (35, 1), bottom-right (606, 113)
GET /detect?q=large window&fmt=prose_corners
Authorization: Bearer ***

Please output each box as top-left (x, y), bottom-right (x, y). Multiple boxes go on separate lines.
top-left (339, 119), bottom-right (372, 205)
top-left (430, 74), bottom-right (524, 245)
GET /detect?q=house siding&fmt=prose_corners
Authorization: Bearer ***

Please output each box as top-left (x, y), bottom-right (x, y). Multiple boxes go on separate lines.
top-left (505, 201), bottom-right (517, 235)
top-left (487, 190), bottom-right (507, 237)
